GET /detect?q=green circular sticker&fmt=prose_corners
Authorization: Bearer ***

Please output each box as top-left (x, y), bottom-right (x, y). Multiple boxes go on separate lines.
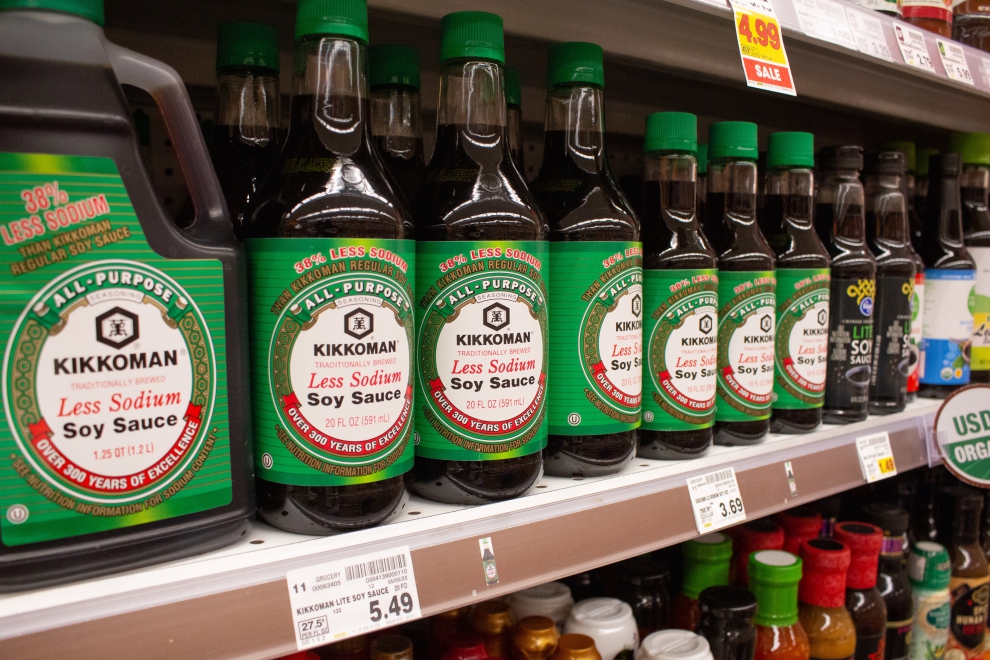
top-left (934, 384), bottom-right (990, 487)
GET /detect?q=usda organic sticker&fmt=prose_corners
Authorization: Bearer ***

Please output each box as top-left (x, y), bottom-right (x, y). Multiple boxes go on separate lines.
top-left (934, 384), bottom-right (990, 486)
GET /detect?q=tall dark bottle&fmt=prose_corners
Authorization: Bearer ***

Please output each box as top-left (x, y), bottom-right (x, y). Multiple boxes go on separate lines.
top-left (815, 147), bottom-right (877, 424)
top-left (533, 42), bottom-right (641, 476)
top-left (703, 122), bottom-right (776, 445)
top-left (411, 12), bottom-right (547, 503)
top-left (758, 132), bottom-right (830, 434)
top-left (918, 155), bottom-right (976, 398)
top-left (864, 151), bottom-right (916, 414)
top-left (862, 503), bottom-right (914, 660)
top-left (950, 132), bottom-right (990, 384)
top-left (369, 44), bottom-right (424, 201)
top-left (639, 112), bottom-right (718, 459)
top-left (211, 22), bottom-right (281, 239)
top-left (245, 0), bottom-right (415, 533)
top-left (505, 66), bottom-right (525, 174)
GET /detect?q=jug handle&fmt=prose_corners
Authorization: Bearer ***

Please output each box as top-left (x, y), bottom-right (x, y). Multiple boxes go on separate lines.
top-left (106, 43), bottom-right (231, 236)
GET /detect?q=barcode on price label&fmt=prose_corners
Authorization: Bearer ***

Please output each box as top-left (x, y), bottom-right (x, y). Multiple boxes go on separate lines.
top-left (687, 467), bottom-right (746, 533)
top-left (936, 38), bottom-right (975, 85)
top-left (856, 431), bottom-right (897, 483)
top-left (344, 554), bottom-right (407, 581)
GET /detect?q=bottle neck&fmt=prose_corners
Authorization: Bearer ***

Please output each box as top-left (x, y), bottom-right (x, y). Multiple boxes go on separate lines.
top-left (543, 84), bottom-right (606, 173)
top-left (370, 85), bottom-right (422, 157)
top-left (961, 164), bottom-right (990, 190)
top-left (752, 579), bottom-right (799, 628)
top-left (955, 508), bottom-right (981, 545)
top-left (933, 171), bottom-right (965, 249)
top-left (766, 167), bottom-right (814, 229)
top-left (215, 68), bottom-right (280, 140)
top-left (865, 173), bottom-right (910, 244)
top-left (819, 169), bottom-right (866, 243)
top-left (647, 151), bottom-right (698, 220)
top-left (437, 58), bottom-right (507, 131)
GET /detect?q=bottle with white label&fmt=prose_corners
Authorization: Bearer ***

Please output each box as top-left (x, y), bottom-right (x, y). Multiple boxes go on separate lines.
top-left (533, 42), bottom-right (642, 477)
top-left (411, 12), bottom-right (548, 503)
top-left (702, 122), bottom-right (776, 446)
top-left (640, 112), bottom-right (718, 459)
top-left (950, 132), bottom-right (990, 384)
top-left (918, 154), bottom-right (976, 398)
top-left (758, 132), bottom-right (830, 434)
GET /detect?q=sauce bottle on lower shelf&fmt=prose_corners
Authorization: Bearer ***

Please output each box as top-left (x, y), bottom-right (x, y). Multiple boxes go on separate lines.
top-left (918, 155), bottom-right (976, 398)
top-left (246, 0), bottom-right (415, 534)
top-left (750, 550), bottom-right (811, 660)
top-left (734, 519), bottom-right (786, 587)
top-left (534, 41), bottom-right (641, 477)
top-left (564, 598), bottom-right (639, 660)
top-left (513, 616), bottom-right (561, 660)
top-left (833, 522), bottom-right (888, 660)
top-left (758, 132), bottom-right (831, 433)
top-left (616, 555), bottom-right (673, 639)
top-left (906, 541), bottom-right (951, 660)
top-left (777, 507), bottom-right (824, 555)
top-left (946, 490), bottom-right (989, 660)
top-left (411, 11), bottom-right (548, 503)
top-left (372, 635), bottom-right (416, 660)
top-left (698, 586), bottom-right (758, 660)
top-left (639, 112), bottom-right (718, 459)
top-left (702, 122), bottom-right (776, 446)
top-left (815, 146), bottom-right (877, 424)
top-left (639, 631), bottom-right (715, 660)
top-left (506, 66), bottom-right (525, 173)
top-left (671, 533), bottom-right (734, 631)
top-left (862, 504), bottom-right (914, 660)
top-left (369, 44), bottom-right (425, 202)
top-left (446, 636), bottom-right (492, 660)
top-left (508, 582), bottom-right (576, 629)
top-left (552, 635), bottom-right (602, 660)
top-left (473, 600), bottom-right (516, 658)
top-left (798, 540), bottom-right (857, 660)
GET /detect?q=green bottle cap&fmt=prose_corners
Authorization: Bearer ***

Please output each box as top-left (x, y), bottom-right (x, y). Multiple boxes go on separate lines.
top-left (767, 132), bottom-right (814, 169)
top-left (369, 44), bottom-right (420, 89)
top-left (505, 67), bottom-right (522, 107)
top-left (681, 532), bottom-right (732, 599)
top-left (216, 22), bottom-right (280, 73)
top-left (950, 132), bottom-right (990, 166)
top-left (917, 147), bottom-right (939, 177)
top-left (547, 42), bottom-right (604, 89)
top-left (749, 550), bottom-right (802, 627)
top-left (0, 0), bottom-right (103, 25)
top-left (295, 0), bottom-right (368, 43)
top-left (644, 112), bottom-right (697, 154)
top-left (440, 11), bottom-right (504, 64)
top-left (884, 141), bottom-right (917, 173)
top-left (698, 144), bottom-right (708, 175)
top-left (708, 121), bottom-right (758, 161)
top-left (907, 541), bottom-right (951, 590)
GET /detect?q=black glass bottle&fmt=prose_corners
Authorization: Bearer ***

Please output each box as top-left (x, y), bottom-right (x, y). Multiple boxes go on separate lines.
top-left (862, 503), bottom-right (913, 660)
top-left (698, 585), bottom-right (758, 660)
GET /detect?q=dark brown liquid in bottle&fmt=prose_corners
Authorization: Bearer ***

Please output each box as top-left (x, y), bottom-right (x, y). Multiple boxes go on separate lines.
top-left (533, 121), bottom-right (639, 475)
top-left (212, 124), bottom-right (280, 238)
top-left (961, 165), bottom-right (990, 384)
top-left (374, 135), bottom-right (424, 203)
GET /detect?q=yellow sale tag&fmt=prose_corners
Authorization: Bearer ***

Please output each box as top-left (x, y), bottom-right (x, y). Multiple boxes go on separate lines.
top-left (729, 0), bottom-right (796, 95)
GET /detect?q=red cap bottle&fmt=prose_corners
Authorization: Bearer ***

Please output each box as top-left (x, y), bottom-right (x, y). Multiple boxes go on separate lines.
top-left (832, 521), bottom-right (883, 590)
top-left (776, 507), bottom-right (823, 556)
top-left (445, 635), bottom-right (492, 660)
top-left (799, 538), bottom-right (851, 607)
top-left (734, 519), bottom-right (785, 586)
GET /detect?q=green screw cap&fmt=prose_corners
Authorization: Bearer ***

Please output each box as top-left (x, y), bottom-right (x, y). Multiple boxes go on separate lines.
top-left (0, 0), bottom-right (103, 25)
top-left (950, 132), bottom-right (990, 166)
top-left (767, 132), bottom-right (814, 169)
top-left (917, 147), bottom-right (939, 177)
top-left (907, 541), bottom-right (951, 590)
top-left (440, 11), bottom-right (504, 64)
top-left (709, 121), bottom-right (758, 161)
top-left (644, 112), bottom-right (697, 154)
top-left (547, 42), bottom-right (604, 89)
top-left (369, 44), bottom-right (420, 90)
top-left (884, 141), bottom-right (917, 173)
top-left (698, 144), bottom-right (708, 175)
top-left (749, 550), bottom-right (802, 627)
top-left (216, 22), bottom-right (280, 73)
top-left (505, 67), bottom-right (522, 107)
top-left (295, 0), bottom-right (368, 43)
top-left (681, 532), bottom-right (733, 600)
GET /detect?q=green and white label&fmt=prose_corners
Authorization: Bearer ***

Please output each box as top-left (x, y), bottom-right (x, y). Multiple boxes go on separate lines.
top-left (934, 384), bottom-right (990, 487)
top-left (716, 271), bottom-right (776, 422)
top-left (548, 242), bottom-right (643, 435)
top-left (642, 269), bottom-right (718, 431)
top-left (415, 241), bottom-right (548, 460)
top-left (247, 239), bottom-right (415, 486)
top-left (0, 153), bottom-right (231, 546)
top-left (774, 268), bottom-right (830, 410)
top-left (970, 246), bottom-right (990, 373)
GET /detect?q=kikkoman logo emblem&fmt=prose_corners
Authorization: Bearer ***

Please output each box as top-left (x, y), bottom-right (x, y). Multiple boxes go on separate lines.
top-left (483, 303), bottom-right (510, 331)
top-left (631, 294), bottom-right (642, 318)
top-left (760, 315), bottom-right (773, 333)
top-left (700, 314), bottom-right (714, 334)
top-left (343, 308), bottom-right (373, 339)
top-left (818, 309), bottom-right (828, 326)
top-left (95, 306), bottom-right (139, 349)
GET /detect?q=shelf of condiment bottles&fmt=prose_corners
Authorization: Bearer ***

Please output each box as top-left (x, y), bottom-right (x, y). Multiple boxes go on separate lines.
top-left (0, 399), bottom-right (939, 660)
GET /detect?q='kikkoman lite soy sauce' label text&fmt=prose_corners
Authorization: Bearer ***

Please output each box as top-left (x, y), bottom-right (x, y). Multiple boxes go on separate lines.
top-left (774, 269), bottom-right (830, 410)
top-left (548, 242), bottom-right (643, 435)
top-left (0, 153), bottom-right (232, 546)
top-left (642, 269), bottom-right (718, 431)
top-left (247, 239), bottom-right (416, 485)
top-left (825, 277), bottom-right (875, 408)
top-left (415, 242), bottom-right (548, 460)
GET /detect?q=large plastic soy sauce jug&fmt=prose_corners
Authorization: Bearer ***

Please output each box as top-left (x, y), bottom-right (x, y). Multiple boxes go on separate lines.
top-left (0, 0), bottom-right (253, 590)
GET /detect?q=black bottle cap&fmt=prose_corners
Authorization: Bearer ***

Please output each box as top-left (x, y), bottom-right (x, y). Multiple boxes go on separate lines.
top-left (931, 153), bottom-right (962, 177)
top-left (810, 495), bottom-right (842, 520)
top-left (698, 585), bottom-right (757, 619)
top-left (616, 554), bottom-right (671, 583)
top-left (956, 488), bottom-right (984, 511)
top-left (865, 151), bottom-right (906, 175)
top-left (818, 145), bottom-right (864, 171)
top-left (743, 518), bottom-right (782, 534)
top-left (862, 502), bottom-right (909, 537)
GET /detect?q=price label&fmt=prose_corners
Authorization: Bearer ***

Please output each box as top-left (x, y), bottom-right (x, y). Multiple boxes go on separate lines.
top-left (285, 546), bottom-right (422, 650)
top-left (856, 431), bottom-right (898, 483)
top-left (893, 23), bottom-right (936, 73)
top-left (729, 0), bottom-right (797, 95)
top-left (845, 9), bottom-right (893, 62)
top-left (687, 467), bottom-right (747, 533)
top-left (791, 0), bottom-right (857, 50)
top-left (936, 38), bottom-right (976, 85)
top-left (981, 57), bottom-right (990, 87)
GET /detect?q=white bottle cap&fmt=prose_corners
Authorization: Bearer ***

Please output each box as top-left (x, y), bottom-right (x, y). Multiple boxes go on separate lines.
top-left (564, 598), bottom-right (639, 660)
top-left (636, 630), bottom-right (713, 660)
top-left (506, 581), bottom-right (575, 626)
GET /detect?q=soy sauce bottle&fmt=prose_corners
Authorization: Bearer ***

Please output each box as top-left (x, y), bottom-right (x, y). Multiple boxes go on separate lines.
top-left (506, 66), bottom-right (525, 173)
top-left (864, 151), bottom-right (916, 414)
top-left (918, 154), bottom-right (976, 398)
top-left (639, 112), bottom-right (718, 459)
top-left (533, 42), bottom-right (641, 476)
top-left (815, 146), bottom-right (877, 424)
top-left (758, 132), bottom-right (830, 434)
top-left (370, 44), bottom-right (425, 201)
top-left (412, 12), bottom-right (548, 503)
top-left (211, 22), bottom-right (281, 239)
top-left (703, 122), bottom-right (776, 445)
top-left (245, 0), bottom-right (415, 533)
